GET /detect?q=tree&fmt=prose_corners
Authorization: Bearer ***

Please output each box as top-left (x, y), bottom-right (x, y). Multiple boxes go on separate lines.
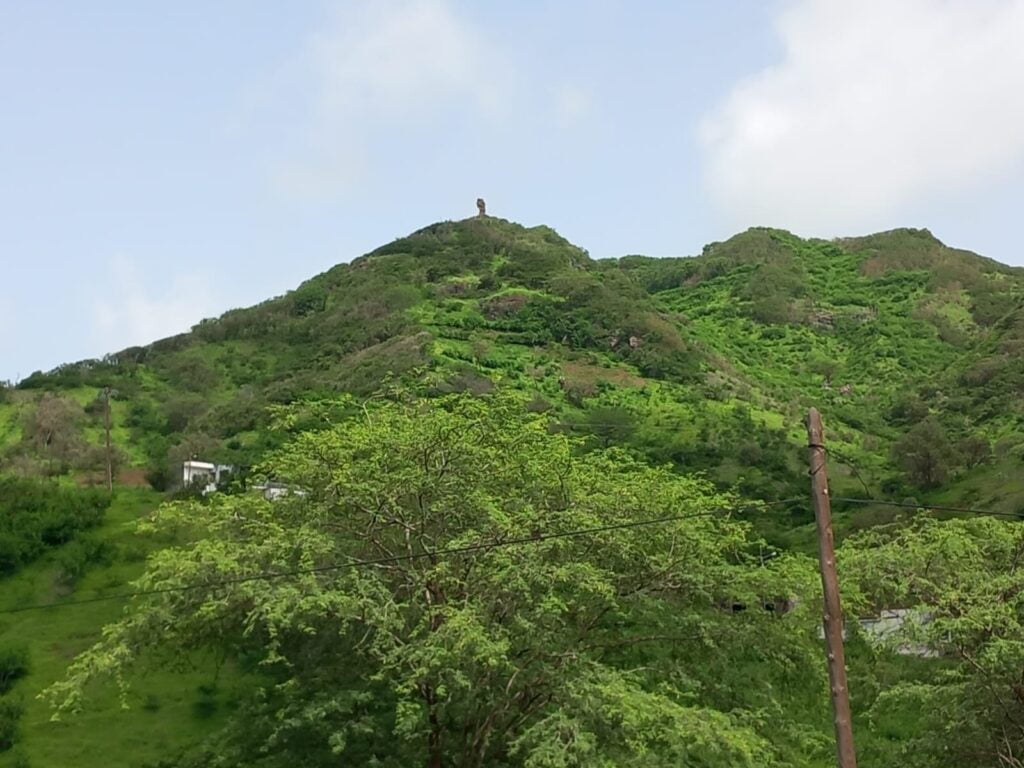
top-left (892, 419), bottom-right (956, 489)
top-left (807, 354), bottom-right (839, 385)
top-left (20, 393), bottom-right (86, 473)
top-left (45, 393), bottom-right (823, 767)
top-left (162, 394), bottom-right (208, 433)
top-left (75, 442), bottom-right (125, 486)
top-left (841, 518), bottom-right (1024, 767)
top-left (958, 434), bottom-right (991, 469)
top-left (289, 282), bottom-right (328, 316)
top-left (885, 395), bottom-right (929, 427)
top-left (741, 262), bottom-right (806, 326)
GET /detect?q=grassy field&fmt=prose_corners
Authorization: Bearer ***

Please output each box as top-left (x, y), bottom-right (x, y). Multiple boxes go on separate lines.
top-left (0, 398), bottom-right (27, 453)
top-left (0, 489), bottom-right (245, 767)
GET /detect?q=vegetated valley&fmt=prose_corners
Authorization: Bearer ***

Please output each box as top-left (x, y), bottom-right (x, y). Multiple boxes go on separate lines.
top-left (1, 217), bottom-right (1023, 767)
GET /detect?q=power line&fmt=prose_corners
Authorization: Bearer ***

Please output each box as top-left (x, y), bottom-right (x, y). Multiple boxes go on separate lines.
top-left (801, 443), bottom-right (1021, 520)
top-left (832, 496), bottom-right (1024, 520)
top-left (0, 498), bottom-right (803, 616)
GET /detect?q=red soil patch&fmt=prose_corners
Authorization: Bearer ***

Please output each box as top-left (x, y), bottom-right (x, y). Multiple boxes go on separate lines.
top-left (117, 468), bottom-right (150, 487)
top-left (74, 467), bottom-right (150, 488)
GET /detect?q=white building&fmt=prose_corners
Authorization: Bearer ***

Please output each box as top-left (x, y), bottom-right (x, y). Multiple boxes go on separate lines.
top-left (181, 460), bottom-right (234, 495)
top-left (858, 608), bottom-right (938, 658)
top-left (814, 608), bottom-right (938, 658)
top-left (251, 481), bottom-right (307, 501)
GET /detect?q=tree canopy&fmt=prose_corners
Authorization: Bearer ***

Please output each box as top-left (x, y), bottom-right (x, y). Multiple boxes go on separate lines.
top-left (45, 393), bottom-right (825, 767)
top-left (842, 516), bottom-right (1024, 767)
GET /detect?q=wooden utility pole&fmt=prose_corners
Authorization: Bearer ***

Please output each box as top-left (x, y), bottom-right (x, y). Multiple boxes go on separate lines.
top-left (807, 407), bottom-right (857, 768)
top-left (103, 387), bottom-right (113, 493)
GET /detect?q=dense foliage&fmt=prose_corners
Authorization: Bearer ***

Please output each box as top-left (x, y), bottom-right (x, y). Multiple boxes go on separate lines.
top-left (3, 220), bottom-right (1021, 527)
top-left (45, 393), bottom-right (826, 767)
top-left (842, 517), bottom-right (1024, 767)
top-left (0, 476), bottom-right (109, 574)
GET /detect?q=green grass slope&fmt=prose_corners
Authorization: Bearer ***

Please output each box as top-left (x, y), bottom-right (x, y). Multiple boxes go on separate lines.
top-left (0, 489), bottom-right (250, 767)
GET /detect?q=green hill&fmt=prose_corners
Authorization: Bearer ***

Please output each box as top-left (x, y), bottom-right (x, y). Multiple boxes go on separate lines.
top-left (5, 218), bottom-right (1022, 527)
top-left (2, 217), bottom-right (1023, 765)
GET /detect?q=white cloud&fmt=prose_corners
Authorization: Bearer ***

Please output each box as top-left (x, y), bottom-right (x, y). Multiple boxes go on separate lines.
top-left (701, 0), bottom-right (1024, 235)
top-left (90, 257), bottom-right (220, 353)
top-left (312, 0), bottom-right (499, 117)
top-left (275, 0), bottom-right (508, 198)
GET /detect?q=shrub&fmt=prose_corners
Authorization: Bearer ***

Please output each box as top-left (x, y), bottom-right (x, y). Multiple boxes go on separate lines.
top-left (0, 697), bottom-right (23, 752)
top-left (192, 685), bottom-right (219, 720)
top-left (886, 395), bottom-right (929, 426)
top-left (0, 646), bottom-right (28, 695)
top-left (880, 476), bottom-right (907, 497)
top-left (0, 477), bottom-right (109, 575)
top-left (892, 419), bottom-right (957, 489)
top-left (55, 535), bottom-right (115, 587)
top-left (289, 282), bottom-right (328, 316)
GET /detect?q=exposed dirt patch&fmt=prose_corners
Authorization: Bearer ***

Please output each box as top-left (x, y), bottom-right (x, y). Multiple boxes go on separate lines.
top-left (76, 467), bottom-right (150, 488)
top-left (560, 362), bottom-right (646, 389)
top-left (118, 468), bottom-right (151, 487)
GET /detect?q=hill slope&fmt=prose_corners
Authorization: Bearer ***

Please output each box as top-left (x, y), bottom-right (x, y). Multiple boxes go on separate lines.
top-left (3, 218), bottom-right (1023, 530)
top-left (2, 216), bottom-right (1023, 766)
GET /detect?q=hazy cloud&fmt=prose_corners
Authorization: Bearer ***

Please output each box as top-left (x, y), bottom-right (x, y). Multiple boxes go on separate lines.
top-left (90, 257), bottom-right (220, 353)
top-left (275, 0), bottom-right (509, 198)
top-left (701, 0), bottom-right (1024, 235)
top-left (312, 0), bottom-right (499, 117)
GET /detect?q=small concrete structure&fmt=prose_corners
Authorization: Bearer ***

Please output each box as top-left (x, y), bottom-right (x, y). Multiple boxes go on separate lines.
top-left (181, 460), bottom-right (233, 495)
top-left (816, 608), bottom-right (938, 657)
top-left (859, 608), bottom-right (937, 657)
top-left (252, 481), bottom-right (308, 502)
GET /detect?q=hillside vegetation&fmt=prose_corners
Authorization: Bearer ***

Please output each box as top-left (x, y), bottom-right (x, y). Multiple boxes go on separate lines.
top-left (2, 217), bottom-right (1023, 766)
top-left (4, 218), bottom-right (1022, 532)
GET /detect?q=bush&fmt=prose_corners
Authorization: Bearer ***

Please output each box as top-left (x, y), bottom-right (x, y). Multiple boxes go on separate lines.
top-left (886, 395), bottom-right (929, 426)
top-left (0, 477), bottom-right (109, 576)
top-left (289, 282), bottom-right (328, 316)
top-left (55, 535), bottom-right (115, 587)
top-left (0, 646), bottom-right (28, 695)
top-left (880, 476), bottom-right (908, 497)
top-left (192, 685), bottom-right (219, 720)
top-left (892, 420), bottom-right (957, 489)
top-left (0, 697), bottom-right (23, 752)
top-left (145, 462), bottom-right (176, 492)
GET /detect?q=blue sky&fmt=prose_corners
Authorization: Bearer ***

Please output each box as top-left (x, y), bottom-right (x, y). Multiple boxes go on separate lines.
top-left (3, 0), bottom-right (1023, 382)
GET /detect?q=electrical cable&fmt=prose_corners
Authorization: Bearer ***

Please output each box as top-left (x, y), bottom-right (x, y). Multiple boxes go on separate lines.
top-left (831, 496), bottom-right (1024, 520)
